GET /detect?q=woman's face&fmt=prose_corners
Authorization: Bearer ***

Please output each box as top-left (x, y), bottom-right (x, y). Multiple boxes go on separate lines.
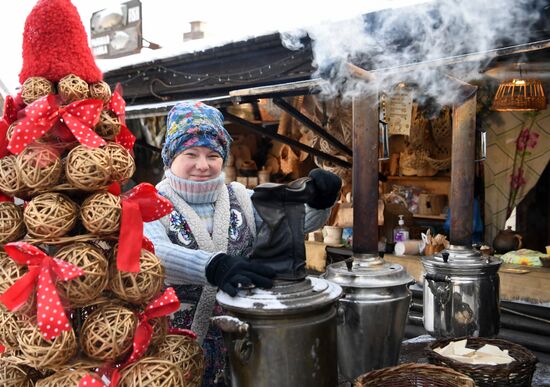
top-left (170, 146), bottom-right (224, 181)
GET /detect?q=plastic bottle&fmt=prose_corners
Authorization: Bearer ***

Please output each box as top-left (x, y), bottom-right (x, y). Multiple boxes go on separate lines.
top-left (393, 215), bottom-right (410, 243)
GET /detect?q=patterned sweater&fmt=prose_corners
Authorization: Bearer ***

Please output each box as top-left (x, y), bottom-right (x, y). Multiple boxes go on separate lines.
top-left (143, 171), bottom-right (331, 286)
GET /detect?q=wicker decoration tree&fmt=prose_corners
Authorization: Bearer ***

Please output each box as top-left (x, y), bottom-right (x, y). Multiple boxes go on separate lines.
top-left (0, 1), bottom-right (203, 386)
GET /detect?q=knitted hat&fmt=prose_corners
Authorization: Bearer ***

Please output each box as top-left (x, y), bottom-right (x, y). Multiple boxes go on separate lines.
top-left (19, 0), bottom-right (102, 84)
top-left (162, 101), bottom-right (232, 167)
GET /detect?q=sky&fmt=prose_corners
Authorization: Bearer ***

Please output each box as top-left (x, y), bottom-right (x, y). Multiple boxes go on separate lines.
top-left (0, 0), bottom-right (425, 95)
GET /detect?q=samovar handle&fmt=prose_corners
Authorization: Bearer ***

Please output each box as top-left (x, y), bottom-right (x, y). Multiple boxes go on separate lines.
top-left (211, 316), bottom-right (254, 364)
top-left (211, 316), bottom-right (250, 336)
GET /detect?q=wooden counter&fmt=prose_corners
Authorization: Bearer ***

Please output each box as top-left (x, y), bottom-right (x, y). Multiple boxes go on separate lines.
top-left (305, 241), bottom-right (550, 305)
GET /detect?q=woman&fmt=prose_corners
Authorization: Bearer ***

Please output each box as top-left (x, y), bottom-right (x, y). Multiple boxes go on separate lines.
top-left (144, 101), bottom-right (341, 386)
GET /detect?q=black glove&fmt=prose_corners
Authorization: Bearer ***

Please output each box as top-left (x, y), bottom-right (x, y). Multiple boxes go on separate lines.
top-left (307, 168), bottom-right (342, 209)
top-left (206, 253), bottom-right (276, 296)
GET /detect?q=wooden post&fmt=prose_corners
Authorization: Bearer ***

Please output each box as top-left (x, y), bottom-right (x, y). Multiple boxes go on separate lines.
top-left (352, 93), bottom-right (380, 255)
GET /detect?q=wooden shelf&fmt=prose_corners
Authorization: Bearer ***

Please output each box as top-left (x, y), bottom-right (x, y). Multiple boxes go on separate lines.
top-left (386, 175), bottom-right (450, 181)
top-left (413, 214), bottom-right (446, 220)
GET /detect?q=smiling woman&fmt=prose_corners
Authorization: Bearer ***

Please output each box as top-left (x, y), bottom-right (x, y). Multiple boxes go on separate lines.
top-left (171, 146), bottom-right (224, 181)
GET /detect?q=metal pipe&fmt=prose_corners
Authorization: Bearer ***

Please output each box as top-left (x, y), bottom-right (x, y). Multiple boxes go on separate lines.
top-left (223, 111), bottom-right (352, 168)
top-left (352, 93), bottom-right (379, 254)
top-left (272, 98), bottom-right (353, 156)
top-left (449, 93), bottom-right (477, 246)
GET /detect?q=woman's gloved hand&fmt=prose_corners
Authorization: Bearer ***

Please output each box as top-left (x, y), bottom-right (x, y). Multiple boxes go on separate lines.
top-left (206, 253), bottom-right (276, 296)
top-left (307, 168), bottom-right (342, 209)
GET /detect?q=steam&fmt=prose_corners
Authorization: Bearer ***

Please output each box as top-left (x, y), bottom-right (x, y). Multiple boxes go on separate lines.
top-left (281, 0), bottom-right (545, 104)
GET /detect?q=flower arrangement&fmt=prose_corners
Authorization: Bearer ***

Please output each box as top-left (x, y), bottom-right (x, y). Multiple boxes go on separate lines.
top-left (505, 114), bottom-right (540, 220)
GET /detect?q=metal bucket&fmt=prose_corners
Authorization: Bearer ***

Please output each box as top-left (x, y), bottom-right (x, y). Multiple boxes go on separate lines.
top-left (422, 246), bottom-right (502, 338)
top-left (324, 254), bottom-right (414, 380)
top-left (213, 277), bottom-right (342, 387)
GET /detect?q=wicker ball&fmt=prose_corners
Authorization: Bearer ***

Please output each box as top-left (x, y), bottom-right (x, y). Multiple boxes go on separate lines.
top-left (109, 247), bottom-right (165, 305)
top-left (150, 316), bottom-right (169, 348)
top-left (16, 145), bottom-right (62, 189)
top-left (0, 202), bottom-right (26, 244)
top-left (6, 122), bottom-right (18, 143)
top-left (94, 110), bottom-right (121, 139)
top-left (0, 252), bottom-right (34, 315)
top-left (54, 243), bottom-right (109, 307)
top-left (21, 77), bottom-right (54, 105)
top-left (118, 357), bottom-right (185, 387)
top-left (105, 142), bottom-right (135, 182)
top-left (0, 156), bottom-right (25, 195)
top-left (24, 193), bottom-right (78, 239)
top-left (0, 309), bottom-right (22, 349)
top-left (65, 145), bottom-right (112, 191)
top-left (36, 369), bottom-right (98, 387)
top-left (80, 191), bottom-right (121, 235)
top-left (58, 74), bottom-right (89, 104)
top-left (18, 320), bottom-right (77, 369)
top-left (80, 304), bottom-right (137, 362)
top-left (0, 360), bottom-right (34, 387)
top-left (156, 335), bottom-right (205, 387)
top-left (89, 81), bottom-right (112, 105)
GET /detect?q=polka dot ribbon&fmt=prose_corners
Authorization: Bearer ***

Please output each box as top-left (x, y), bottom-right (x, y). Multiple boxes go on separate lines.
top-left (0, 95), bottom-right (18, 157)
top-left (168, 327), bottom-right (198, 339)
top-left (116, 183), bottom-right (173, 272)
top-left (0, 242), bottom-right (83, 341)
top-left (128, 287), bottom-right (180, 364)
top-left (109, 86), bottom-right (136, 153)
top-left (109, 288), bottom-right (180, 386)
top-left (0, 343), bottom-right (5, 353)
top-left (78, 374), bottom-right (106, 387)
top-left (7, 94), bottom-right (106, 155)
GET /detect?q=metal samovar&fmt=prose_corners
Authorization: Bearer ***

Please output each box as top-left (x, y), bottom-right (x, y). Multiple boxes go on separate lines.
top-left (324, 254), bottom-right (413, 380)
top-left (422, 247), bottom-right (501, 338)
top-left (213, 177), bottom-right (342, 387)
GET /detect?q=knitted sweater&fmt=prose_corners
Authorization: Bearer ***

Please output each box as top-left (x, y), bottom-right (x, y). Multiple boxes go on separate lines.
top-left (143, 172), bottom-right (332, 285)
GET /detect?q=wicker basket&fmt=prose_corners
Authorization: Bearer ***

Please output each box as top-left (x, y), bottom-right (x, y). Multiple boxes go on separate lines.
top-left (355, 363), bottom-right (475, 386)
top-left (427, 337), bottom-right (538, 387)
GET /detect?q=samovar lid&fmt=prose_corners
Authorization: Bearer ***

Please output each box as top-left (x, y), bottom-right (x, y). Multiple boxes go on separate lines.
top-left (324, 254), bottom-right (414, 288)
top-left (216, 276), bottom-right (342, 315)
top-left (421, 245), bottom-right (501, 270)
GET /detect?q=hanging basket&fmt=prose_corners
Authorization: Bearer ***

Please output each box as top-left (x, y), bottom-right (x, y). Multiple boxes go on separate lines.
top-left (104, 142), bottom-right (135, 182)
top-left (21, 76), bottom-right (54, 105)
top-left (117, 357), bottom-right (185, 387)
top-left (355, 362), bottom-right (475, 386)
top-left (18, 319), bottom-right (77, 370)
top-left (65, 145), bottom-right (112, 191)
top-left (80, 304), bottom-right (137, 362)
top-left (54, 243), bottom-right (109, 307)
top-left (0, 155), bottom-right (26, 196)
top-left (23, 193), bottom-right (78, 239)
top-left (89, 81), bottom-right (112, 105)
top-left (58, 74), bottom-right (90, 104)
top-left (156, 334), bottom-right (205, 387)
top-left (109, 246), bottom-right (165, 305)
top-left (0, 202), bottom-right (26, 244)
top-left (80, 191), bottom-right (121, 235)
top-left (16, 145), bottom-right (62, 190)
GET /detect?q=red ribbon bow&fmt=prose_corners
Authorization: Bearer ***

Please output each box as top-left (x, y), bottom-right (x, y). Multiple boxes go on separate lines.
top-left (0, 242), bottom-right (83, 340)
top-left (110, 288), bottom-right (180, 386)
top-left (0, 95), bottom-right (19, 157)
top-left (116, 183), bottom-right (172, 272)
top-left (7, 95), bottom-right (106, 155)
top-left (78, 374), bottom-right (106, 387)
top-left (109, 85), bottom-right (136, 153)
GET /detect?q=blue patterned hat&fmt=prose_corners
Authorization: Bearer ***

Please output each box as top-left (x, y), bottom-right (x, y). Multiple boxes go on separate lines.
top-left (162, 101), bottom-right (232, 167)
